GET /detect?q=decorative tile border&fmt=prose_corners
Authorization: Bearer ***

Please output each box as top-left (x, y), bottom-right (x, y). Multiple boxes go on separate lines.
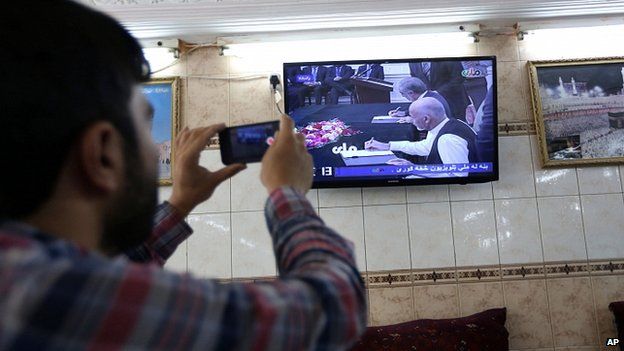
top-left (457, 265), bottom-right (502, 282)
top-left (545, 261), bottom-right (590, 278)
top-left (362, 259), bottom-right (624, 288)
top-left (588, 259), bottom-right (624, 276)
top-left (500, 263), bottom-right (545, 280)
top-left (497, 121), bottom-right (536, 136)
top-left (412, 267), bottom-right (457, 285)
top-left (367, 269), bottom-right (413, 288)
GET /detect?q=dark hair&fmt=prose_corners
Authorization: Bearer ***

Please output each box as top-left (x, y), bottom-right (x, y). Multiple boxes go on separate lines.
top-left (0, 1), bottom-right (151, 218)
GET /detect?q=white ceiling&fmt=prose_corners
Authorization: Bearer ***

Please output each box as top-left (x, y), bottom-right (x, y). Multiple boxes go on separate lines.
top-left (77, 0), bottom-right (624, 41)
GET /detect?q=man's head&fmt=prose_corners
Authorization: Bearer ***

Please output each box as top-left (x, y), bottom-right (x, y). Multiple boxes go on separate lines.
top-left (1, 1), bottom-right (157, 254)
top-left (408, 97), bottom-right (448, 131)
top-left (396, 77), bottom-right (427, 102)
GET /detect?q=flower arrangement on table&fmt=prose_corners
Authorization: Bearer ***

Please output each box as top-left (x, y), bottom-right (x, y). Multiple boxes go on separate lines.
top-left (297, 118), bottom-right (361, 149)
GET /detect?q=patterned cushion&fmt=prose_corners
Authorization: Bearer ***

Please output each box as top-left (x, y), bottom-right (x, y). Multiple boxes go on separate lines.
top-left (609, 301), bottom-right (624, 350)
top-left (349, 308), bottom-right (508, 351)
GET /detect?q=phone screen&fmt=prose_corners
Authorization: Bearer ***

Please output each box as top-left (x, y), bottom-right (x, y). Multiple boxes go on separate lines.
top-left (219, 120), bottom-right (279, 165)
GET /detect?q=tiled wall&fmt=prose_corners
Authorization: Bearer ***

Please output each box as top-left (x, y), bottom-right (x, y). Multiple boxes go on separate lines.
top-left (156, 33), bottom-right (624, 350)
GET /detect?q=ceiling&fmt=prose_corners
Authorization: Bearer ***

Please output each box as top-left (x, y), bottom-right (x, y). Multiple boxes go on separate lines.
top-left (77, 0), bottom-right (624, 41)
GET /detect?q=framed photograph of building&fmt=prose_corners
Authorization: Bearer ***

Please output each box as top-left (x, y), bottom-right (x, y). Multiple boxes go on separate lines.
top-left (142, 77), bottom-right (180, 185)
top-left (528, 57), bottom-right (624, 167)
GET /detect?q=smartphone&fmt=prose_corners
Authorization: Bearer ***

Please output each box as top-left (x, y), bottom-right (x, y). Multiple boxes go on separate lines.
top-left (219, 120), bottom-right (280, 165)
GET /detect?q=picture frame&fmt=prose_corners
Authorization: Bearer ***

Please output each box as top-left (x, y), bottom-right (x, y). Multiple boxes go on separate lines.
top-left (528, 57), bottom-right (624, 167)
top-left (142, 77), bottom-right (180, 185)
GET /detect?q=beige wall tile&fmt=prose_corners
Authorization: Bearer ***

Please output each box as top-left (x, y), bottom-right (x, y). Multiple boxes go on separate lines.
top-left (187, 213), bottom-right (232, 279)
top-left (493, 135), bottom-right (536, 199)
top-left (230, 163), bottom-right (266, 212)
top-left (581, 194), bottom-right (624, 260)
top-left (231, 211), bottom-right (276, 278)
top-left (577, 167), bottom-right (622, 195)
top-left (547, 277), bottom-right (598, 347)
top-left (187, 46), bottom-right (228, 77)
top-left (591, 275), bottom-right (624, 349)
top-left (369, 287), bottom-right (414, 326)
top-left (413, 284), bottom-right (459, 319)
top-left (408, 202), bottom-right (455, 269)
top-left (458, 281), bottom-right (504, 317)
top-left (451, 200), bottom-right (499, 266)
top-left (477, 35), bottom-right (520, 62)
top-left (495, 198), bottom-right (543, 265)
top-left (319, 206), bottom-right (366, 272)
top-left (406, 184), bottom-right (449, 203)
top-left (537, 196), bottom-right (587, 262)
top-left (318, 188), bottom-right (362, 208)
top-left (305, 189), bottom-right (319, 209)
top-left (186, 77), bottom-right (229, 128)
top-left (364, 204), bottom-right (411, 271)
top-left (449, 182), bottom-right (493, 201)
top-left (229, 78), bottom-right (273, 126)
top-left (497, 61), bottom-right (529, 123)
top-left (164, 242), bottom-right (188, 274)
top-left (362, 186), bottom-right (406, 206)
top-left (503, 279), bottom-right (554, 349)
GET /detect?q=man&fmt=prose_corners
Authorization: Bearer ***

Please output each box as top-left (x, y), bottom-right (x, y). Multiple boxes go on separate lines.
top-left (285, 65), bottom-right (304, 112)
top-left (0, 2), bottom-right (366, 350)
top-left (326, 64), bottom-right (355, 105)
top-left (366, 98), bottom-right (478, 177)
top-left (356, 63), bottom-right (385, 80)
top-left (476, 88), bottom-right (496, 163)
top-left (409, 61), bottom-right (470, 121)
top-left (388, 77), bottom-right (452, 119)
top-left (297, 65), bottom-right (328, 106)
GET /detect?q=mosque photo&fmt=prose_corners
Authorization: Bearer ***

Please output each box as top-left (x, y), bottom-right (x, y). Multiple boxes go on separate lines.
top-left (532, 60), bottom-right (624, 161)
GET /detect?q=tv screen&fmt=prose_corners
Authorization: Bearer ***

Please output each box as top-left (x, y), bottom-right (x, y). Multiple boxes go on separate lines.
top-left (283, 56), bottom-right (498, 188)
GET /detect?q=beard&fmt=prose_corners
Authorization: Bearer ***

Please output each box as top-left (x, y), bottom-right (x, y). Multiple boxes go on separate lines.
top-left (100, 149), bottom-right (157, 256)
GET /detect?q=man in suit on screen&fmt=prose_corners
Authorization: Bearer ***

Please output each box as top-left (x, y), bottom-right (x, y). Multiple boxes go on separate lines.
top-left (409, 61), bottom-right (470, 121)
top-left (388, 77), bottom-right (452, 120)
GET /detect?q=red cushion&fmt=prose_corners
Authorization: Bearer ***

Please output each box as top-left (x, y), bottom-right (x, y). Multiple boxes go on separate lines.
top-left (349, 308), bottom-right (508, 351)
top-left (609, 301), bottom-right (624, 349)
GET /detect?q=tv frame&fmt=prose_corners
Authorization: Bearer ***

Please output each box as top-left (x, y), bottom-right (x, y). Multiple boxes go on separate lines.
top-left (283, 56), bottom-right (499, 189)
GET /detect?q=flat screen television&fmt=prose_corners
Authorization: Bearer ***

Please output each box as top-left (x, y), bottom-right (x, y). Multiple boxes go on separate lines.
top-left (283, 56), bottom-right (498, 188)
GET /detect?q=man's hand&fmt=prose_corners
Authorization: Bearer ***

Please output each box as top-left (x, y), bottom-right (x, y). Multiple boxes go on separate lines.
top-left (388, 109), bottom-right (406, 117)
top-left (261, 115), bottom-right (313, 195)
top-left (397, 117), bottom-right (413, 124)
top-left (364, 138), bottom-right (390, 151)
top-left (168, 125), bottom-right (246, 216)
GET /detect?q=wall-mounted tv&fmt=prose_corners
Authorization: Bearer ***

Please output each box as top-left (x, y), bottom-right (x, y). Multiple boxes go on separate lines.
top-left (283, 56), bottom-right (498, 188)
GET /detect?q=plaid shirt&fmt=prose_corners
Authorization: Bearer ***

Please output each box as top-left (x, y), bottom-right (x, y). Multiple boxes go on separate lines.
top-left (0, 187), bottom-right (366, 350)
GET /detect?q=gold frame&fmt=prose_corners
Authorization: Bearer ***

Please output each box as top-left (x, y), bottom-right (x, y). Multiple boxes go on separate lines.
top-left (527, 57), bottom-right (624, 167)
top-left (143, 77), bottom-right (180, 185)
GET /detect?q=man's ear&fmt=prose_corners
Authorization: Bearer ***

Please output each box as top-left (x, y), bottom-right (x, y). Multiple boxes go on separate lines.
top-left (76, 121), bottom-right (125, 194)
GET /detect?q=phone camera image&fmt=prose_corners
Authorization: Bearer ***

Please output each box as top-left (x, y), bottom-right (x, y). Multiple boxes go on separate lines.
top-left (219, 120), bottom-right (280, 165)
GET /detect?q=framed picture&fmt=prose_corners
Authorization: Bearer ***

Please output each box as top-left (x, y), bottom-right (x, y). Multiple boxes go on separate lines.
top-left (142, 77), bottom-right (180, 185)
top-left (528, 57), bottom-right (624, 167)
